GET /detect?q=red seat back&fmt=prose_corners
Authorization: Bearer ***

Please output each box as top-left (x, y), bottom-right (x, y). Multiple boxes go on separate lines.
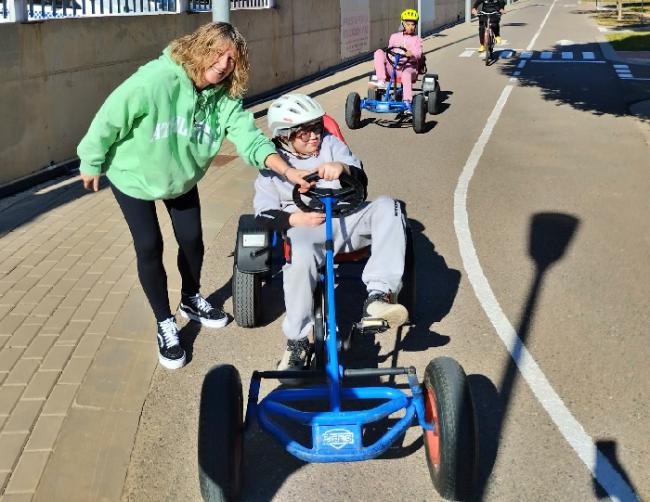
top-left (323, 114), bottom-right (347, 144)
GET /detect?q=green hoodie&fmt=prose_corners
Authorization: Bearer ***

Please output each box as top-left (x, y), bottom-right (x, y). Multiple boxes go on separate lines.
top-left (77, 48), bottom-right (276, 200)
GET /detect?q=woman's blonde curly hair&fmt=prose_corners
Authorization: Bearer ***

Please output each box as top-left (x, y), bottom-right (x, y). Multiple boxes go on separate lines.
top-left (169, 22), bottom-right (250, 99)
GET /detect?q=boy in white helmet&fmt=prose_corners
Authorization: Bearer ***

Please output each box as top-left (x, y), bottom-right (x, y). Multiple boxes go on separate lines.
top-left (254, 93), bottom-right (408, 380)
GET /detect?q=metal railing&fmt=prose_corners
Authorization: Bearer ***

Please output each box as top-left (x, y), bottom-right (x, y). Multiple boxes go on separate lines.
top-left (189, 0), bottom-right (275, 11)
top-left (0, 0), bottom-right (273, 20)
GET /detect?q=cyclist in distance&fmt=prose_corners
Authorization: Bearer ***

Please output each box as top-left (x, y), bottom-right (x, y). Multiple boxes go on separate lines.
top-left (472, 0), bottom-right (506, 52)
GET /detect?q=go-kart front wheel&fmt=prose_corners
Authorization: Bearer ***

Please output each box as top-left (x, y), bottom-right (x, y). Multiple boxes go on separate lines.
top-left (198, 364), bottom-right (244, 502)
top-left (412, 94), bottom-right (426, 133)
top-left (423, 357), bottom-right (477, 501)
top-left (345, 92), bottom-right (361, 129)
top-left (427, 82), bottom-right (441, 115)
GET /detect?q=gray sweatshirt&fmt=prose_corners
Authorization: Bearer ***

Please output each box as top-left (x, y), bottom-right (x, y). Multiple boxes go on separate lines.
top-left (254, 133), bottom-right (367, 231)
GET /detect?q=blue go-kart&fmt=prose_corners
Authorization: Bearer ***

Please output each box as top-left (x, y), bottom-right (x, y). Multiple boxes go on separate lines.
top-left (345, 46), bottom-right (442, 134)
top-left (198, 171), bottom-right (477, 502)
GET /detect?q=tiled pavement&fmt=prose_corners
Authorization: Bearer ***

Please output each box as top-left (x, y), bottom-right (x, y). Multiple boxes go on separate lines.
top-left (0, 140), bottom-right (257, 500)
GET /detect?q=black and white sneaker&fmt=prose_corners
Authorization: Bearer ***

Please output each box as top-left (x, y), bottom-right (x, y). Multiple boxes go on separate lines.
top-left (277, 337), bottom-right (311, 386)
top-left (363, 291), bottom-right (408, 328)
top-left (179, 293), bottom-right (228, 328)
top-left (157, 317), bottom-right (186, 370)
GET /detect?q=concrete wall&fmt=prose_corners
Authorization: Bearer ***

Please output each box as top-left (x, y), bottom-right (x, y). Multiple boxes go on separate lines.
top-left (0, 0), bottom-right (460, 185)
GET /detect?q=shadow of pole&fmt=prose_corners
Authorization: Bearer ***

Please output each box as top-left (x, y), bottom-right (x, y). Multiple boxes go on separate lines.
top-left (473, 212), bottom-right (580, 500)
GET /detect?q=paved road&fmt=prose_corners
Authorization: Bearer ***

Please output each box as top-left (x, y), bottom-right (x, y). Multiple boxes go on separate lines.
top-left (123, 2), bottom-right (649, 501)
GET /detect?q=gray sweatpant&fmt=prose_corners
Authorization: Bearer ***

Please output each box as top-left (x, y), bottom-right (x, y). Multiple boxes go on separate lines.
top-left (282, 196), bottom-right (406, 340)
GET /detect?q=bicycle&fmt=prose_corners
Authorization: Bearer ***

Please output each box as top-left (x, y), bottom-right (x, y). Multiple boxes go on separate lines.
top-left (477, 11), bottom-right (501, 65)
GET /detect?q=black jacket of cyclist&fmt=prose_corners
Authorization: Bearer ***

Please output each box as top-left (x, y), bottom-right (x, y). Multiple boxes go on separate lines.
top-left (472, 0), bottom-right (506, 51)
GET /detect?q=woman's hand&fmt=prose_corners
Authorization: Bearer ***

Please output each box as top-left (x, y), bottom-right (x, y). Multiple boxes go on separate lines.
top-left (80, 173), bottom-right (100, 192)
top-left (317, 162), bottom-right (348, 181)
top-left (284, 167), bottom-right (313, 192)
top-left (289, 211), bottom-right (325, 228)
top-left (471, 7), bottom-right (477, 14)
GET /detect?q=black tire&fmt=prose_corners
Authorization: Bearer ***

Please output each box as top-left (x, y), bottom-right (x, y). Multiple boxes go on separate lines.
top-left (312, 281), bottom-right (326, 369)
top-left (422, 357), bottom-right (478, 501)
top-left (232, 264), bottom-right (261, 328)
top-left (367, 88), bottom-right (377, 101)
top-left (485, 33), bottom-right (493, 66)
top-left (198, 364), bottom-right (244, 502)
top-left (345, 92), bottom-right (361, 129)
top-left (398, 224), bottom-right (416, 323)
top-left (427, 82), bottom-right (440, 115)
top-left (412, 94), bottom-right (426, 134)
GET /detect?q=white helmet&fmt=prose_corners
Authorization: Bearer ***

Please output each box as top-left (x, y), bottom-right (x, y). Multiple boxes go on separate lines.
top-left (267, 93), bottom-right (325, 138)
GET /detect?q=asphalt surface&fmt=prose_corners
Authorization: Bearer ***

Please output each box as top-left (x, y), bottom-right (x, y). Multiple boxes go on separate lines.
top-left (122, 2), bottom-right (649, 501)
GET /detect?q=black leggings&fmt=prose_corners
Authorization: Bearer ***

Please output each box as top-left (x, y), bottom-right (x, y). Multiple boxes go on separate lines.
top-left (479, 16), bottom-right (501, 44)
top-left (111, 183), bottom-right (204, 322)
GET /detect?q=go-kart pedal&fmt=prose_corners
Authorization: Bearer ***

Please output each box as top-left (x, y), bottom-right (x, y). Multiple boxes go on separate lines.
top-left (355, 317), bottom-right (390, 335)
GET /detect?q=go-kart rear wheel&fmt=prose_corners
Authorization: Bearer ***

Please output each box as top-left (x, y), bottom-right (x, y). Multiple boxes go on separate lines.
top-left (423, 357), bottom-right (477, 501)
top-left (198, 364), bottom-right (243, 502)
top-left (232, 264), bottom-right (261, 328)
top-left (367, 88), bottom-right (377, 101)
top-left (345, 92), bottom-right (361, 129)
top-left (412, 94), bottom-right (426, 133)
top-left (312, 281), bottom-right (326, 369)
top-left (427, 82), bottom-right (441, 115)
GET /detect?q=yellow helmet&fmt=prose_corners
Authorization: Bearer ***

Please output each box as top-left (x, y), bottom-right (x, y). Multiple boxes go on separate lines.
top-left (401, 8), bottom-right (419, 22)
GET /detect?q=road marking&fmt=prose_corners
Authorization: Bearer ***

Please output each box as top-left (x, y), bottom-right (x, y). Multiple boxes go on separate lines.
top-left (500, 50), bottom-right (514, 59)
top-left (541, 51), bottom-right (553, 59)
top-left (512, 71), bottom-right (521, 76)
top-left (556, 39), bottom-right (575, 45)
top-left (582, 51), bottom-right (595, 59)
top-left (520, 50), bottom-right (534, 58)
top-left (454, 0), bottom-right (640, 499)
top-left (517, 60), bottom-right (527, 68)
top-left (460, 49), bottom-right (475, 57)
top-left (530, 60), bottom-right (607, 63)
top-left (613, 64), bottom-right (630, 68)
top-left (562, 51), bottom-right (574, 59)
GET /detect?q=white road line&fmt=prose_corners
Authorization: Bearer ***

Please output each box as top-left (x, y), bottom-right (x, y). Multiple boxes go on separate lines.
top-left (460, 50), bottom-right (475, 57)
top-left (526, 0), bottom-right (556, 51)
top-left (517, 60), bottom-right (527, 69)
top-left (613, 64), bottom-right (630, 69)
top-left (453, 0), bottom-right (640, 499)
top-left (541, 51), bottom-right (553, 59)
top-left (512, 71), bottom-right (521, 76)
top-left (562, 51), bottom-right (574, 59)
top-left (501, 50), bottom-right (514, 59)
top-left (583, 51), bottom-right (595, 59)
top-left (520, 50), bottom-right (534, 58)
top-left (529, 60), bottom-right (607, 63)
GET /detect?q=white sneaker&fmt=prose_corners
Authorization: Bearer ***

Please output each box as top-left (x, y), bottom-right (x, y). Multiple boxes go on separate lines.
top-left (369, 80), bottom-right (387, 89)
top-left (363, 292), bottom-right (408, 328)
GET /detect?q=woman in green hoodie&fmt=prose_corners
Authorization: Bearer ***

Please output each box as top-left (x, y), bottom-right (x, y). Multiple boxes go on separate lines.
top-left (77, 22), bottom-right (307, 370)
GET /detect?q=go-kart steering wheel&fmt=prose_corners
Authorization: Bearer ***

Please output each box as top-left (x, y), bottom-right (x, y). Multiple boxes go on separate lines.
top-left (292, 171), bottom-right (366, 218)
top-left (384, 46), bottom-right (408, 68)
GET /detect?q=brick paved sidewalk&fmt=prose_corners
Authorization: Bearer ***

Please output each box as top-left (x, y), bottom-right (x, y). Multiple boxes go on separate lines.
top-left (0, 140), bottom-right (254, 500)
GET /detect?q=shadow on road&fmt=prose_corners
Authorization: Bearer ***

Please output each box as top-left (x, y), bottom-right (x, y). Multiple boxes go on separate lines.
top-left (0, 172), bottom-right (99, 238)
top-left (472, 212), bottom-right (581, 500)
top-left (593, 440), bottom-right (639, 500)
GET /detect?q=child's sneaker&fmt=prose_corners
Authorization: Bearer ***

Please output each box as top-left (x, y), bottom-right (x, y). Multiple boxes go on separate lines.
top-left (496, 36), bottom-right (502, 44)
top-left (363, 291), bottom-right (408, 328)
top-left (277, 337), bottom-right (311, 385)
top-left (478, 44), bottom-right (486, 52)
top-left (179, 293), bottom-right (228, 328)
top-left (157, 317), bottom-right (186, 369)
top-left (369, 80), bottom-right (387, 89)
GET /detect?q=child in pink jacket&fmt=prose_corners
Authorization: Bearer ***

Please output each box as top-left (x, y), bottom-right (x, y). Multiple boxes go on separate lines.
top-left (371, 8), bottom-right (423, 107)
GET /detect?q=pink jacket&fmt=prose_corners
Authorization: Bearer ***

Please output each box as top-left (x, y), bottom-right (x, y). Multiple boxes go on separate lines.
top-left (387, 32), bottom-right (423, 69)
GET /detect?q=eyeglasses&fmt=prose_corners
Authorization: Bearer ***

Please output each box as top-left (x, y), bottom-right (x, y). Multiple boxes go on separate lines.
top-left (292, 123), bottom-right (324, 142)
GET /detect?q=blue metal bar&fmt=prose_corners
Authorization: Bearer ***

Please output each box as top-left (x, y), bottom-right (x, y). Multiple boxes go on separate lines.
top-left (261, 394), bottom-right (409, 426)
top-left (257, 402), bottom-right (417, 463)
top-left (263, 385), bottom-right (407, 402)
top-left (323, 196), bottom-right (341, 411)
